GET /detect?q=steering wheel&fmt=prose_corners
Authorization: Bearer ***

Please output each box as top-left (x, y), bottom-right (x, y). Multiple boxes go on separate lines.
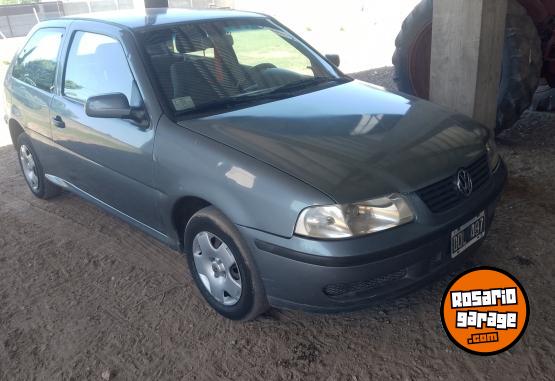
top-left (250, 63), bottom-right (277, 72)
top-left (238, 63), bottom-right (278, 92)
top-left (23, 74), bottom-right (37, 88)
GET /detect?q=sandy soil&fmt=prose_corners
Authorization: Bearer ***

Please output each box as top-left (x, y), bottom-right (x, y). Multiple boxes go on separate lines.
top-left (0, 69), bottom-right (554, 380)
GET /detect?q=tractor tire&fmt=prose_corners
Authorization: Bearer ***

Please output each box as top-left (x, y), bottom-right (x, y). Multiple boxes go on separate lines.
top-left (392, 0), bottom-right (543, 134)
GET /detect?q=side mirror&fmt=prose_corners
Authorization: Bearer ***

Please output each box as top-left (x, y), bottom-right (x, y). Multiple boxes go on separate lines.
top-left (85, 93), bottom-right (145, 121)
top-left (325, 54), bottom-right (340, 67)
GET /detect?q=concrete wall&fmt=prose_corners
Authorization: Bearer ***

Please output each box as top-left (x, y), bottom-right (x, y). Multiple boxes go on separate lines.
top-left (430, 0), bottom-right (507, 129)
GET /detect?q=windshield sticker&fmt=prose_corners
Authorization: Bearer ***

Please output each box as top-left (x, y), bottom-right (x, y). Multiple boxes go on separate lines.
top-left (172, 96), bottom-right (195, 111)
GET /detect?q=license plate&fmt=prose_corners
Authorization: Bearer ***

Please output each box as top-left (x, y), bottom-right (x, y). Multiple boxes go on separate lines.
top-left (450, 211), bottom-right (486, 258)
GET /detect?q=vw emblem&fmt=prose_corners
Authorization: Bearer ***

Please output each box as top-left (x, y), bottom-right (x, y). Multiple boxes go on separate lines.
top-left (456, 169), bottom-right (473, 197)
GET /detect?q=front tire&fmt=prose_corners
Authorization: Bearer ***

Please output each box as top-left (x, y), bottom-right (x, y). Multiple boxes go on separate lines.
top-left (392, 0), bottom-right (542, 134)
top-left (184, 206), bottom-right (268, 320)
top-left (16, 133), bottom-right (61, 199)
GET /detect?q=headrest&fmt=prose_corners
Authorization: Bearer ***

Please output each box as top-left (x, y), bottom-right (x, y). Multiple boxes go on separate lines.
top-left (143, 29), bottom-right (173, 55)
top-left (174, 25), bottom-right (213, 53)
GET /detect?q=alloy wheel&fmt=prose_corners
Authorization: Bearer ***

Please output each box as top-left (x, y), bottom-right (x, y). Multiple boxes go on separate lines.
top-left (19, 144), bottom-right (39, 192)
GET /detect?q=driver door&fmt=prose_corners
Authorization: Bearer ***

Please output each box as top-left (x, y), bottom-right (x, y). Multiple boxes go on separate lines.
top-left (49, 26), bottom-right (162, 232)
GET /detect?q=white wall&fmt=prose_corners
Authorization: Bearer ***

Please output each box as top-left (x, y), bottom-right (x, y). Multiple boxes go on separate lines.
top-left (234, 0), bottom-right (421, 72)
top-left (0, 1), bottom-right (421, 73)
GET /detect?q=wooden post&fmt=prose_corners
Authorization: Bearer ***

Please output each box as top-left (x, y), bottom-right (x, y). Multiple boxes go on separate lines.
top-left (430, 0), bottom-right (508, 130)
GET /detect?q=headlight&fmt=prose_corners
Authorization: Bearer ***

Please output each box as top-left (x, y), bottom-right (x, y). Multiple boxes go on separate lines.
top-left (294, 194), bottom-right (414, 239)
top-left (486, 138), bottom-right (501, 172)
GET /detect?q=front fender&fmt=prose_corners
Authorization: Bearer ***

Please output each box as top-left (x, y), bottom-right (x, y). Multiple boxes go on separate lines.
top-left (154, 116), bottom-right (332, 243)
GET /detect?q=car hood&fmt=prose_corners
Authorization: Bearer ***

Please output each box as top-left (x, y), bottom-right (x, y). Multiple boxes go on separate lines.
top-left (178, 80), bottom-right (488, 203)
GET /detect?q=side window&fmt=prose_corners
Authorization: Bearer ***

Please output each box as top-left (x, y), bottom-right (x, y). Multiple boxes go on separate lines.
top-left (63, 31), bottom-right (141, 106)
top-left (229, 28), bottom-right (313, 76)
top-left (12, 28), bottom-right (64, 92)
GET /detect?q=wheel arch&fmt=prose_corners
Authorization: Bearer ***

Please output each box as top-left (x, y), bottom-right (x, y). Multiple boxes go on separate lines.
top-left (171, 195), bottom-right (212, 251)
top-left (8, 119), bottom-right (24, 149)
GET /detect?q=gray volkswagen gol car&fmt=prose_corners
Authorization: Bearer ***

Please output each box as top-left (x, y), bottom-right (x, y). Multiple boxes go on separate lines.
top-left (3, 9), bottom-right (506, 320)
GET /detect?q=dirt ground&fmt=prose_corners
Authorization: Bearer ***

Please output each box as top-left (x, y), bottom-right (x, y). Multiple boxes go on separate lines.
top-left (1, 68), bottom-right (554, 380)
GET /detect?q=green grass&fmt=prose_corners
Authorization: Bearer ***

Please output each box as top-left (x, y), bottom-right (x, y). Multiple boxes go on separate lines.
top-left (231, 29), bottom-right (312, 75)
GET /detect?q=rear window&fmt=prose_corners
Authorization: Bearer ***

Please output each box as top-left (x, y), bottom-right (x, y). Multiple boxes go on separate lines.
top-left (12, 28), bottom-right (64, 92)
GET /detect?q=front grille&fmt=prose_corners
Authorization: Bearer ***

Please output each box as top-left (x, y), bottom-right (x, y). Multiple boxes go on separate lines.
top-left (323, 269), bottom-right (407, 298)
top-left (416, 155), bottom-right (490, 213)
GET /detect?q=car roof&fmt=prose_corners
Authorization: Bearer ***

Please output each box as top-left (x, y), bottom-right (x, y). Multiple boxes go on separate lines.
top-left (63, 7), bottom-right (266, 30)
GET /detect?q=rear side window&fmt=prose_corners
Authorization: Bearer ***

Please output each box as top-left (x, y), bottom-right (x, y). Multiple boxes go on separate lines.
top-left (63, 31), bottom-right (141, 105)
top-left (12, 28), bottom-right (64, 92)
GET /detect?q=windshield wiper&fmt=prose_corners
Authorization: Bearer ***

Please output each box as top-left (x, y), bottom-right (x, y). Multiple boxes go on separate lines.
top-left (176, 76), bottom-right (350, 117)
top-left (176, 96), bottom-right (263, 116)
top-left (224, 76), bottom-right (348, 102)
top-left (267, 76), bottom-right (347, 95)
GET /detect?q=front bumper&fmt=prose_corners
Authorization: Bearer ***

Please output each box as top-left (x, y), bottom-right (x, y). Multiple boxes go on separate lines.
top-left (238, 160), bottom-right (508, 313)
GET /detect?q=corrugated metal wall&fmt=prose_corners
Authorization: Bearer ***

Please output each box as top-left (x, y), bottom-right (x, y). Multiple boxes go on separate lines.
top-left (168, 0), bottom-right (233, 9)
top-left (0, 0), bottom-right (235, 38)
top-left (0, 2), bottom-right (64, 38)
top-left (62, 0), bottom-right (134, 16)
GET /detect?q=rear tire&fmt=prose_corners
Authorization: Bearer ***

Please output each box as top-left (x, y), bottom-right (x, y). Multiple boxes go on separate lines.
top-left (497, 0), bottom-right (543, 134)
top-left (392, 0), bottom-right (433, 98)
top-left (392, 0), bottom-right (542, 134)
top-left (184, 206), bottom-right (268, 320)
top-left (16, 133), bottom-right (61, 199)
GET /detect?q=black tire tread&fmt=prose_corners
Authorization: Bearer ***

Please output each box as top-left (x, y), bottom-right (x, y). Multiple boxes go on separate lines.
top-left (392, 0), bottom-right (432, 94)
top-left (392, 0), bottom-right (542, 134)
top-left (496, 0), bottom-right (543, 133)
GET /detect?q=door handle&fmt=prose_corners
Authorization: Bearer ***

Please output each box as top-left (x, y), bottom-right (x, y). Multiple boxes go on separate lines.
top-left (52, 115), bottom-right (65, 129)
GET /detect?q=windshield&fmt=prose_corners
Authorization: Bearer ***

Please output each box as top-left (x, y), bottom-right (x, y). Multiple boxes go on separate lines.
top-left (140, 18), bottom-right (346, 117)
